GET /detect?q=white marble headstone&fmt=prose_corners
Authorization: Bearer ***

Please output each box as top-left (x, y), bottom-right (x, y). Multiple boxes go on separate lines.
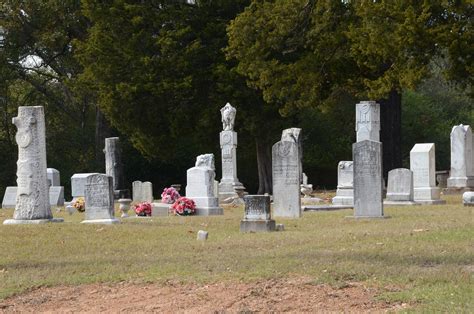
top-left (332, 161), bottom-right (354, 206)
top-left (356, 101), bottom-right (380, 142)
top-left (447, 125), bottom-right (474, 188)
top-left (132, 181), bottom-right (153, 203)
top-left (410, 143), bottom-right (445, 204)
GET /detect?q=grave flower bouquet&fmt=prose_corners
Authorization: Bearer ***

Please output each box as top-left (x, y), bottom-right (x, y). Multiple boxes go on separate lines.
top-left (72, 197), bottom-right (85, 212)
top-left (134, 201), bottom-right (152, 216)
top-left (172, 197), bottom-right (196, 216)
top-left (161, 187), bottom-right (180, 204)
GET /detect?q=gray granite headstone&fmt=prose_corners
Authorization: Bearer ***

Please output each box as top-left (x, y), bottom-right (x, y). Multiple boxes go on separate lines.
top-left (104, 137), bottom-right (128, 198)
top-left (272, 130), bottom-right (302, 218)
top-left (385, 168), bottom-right (418, 206)
top-left (4, 106), bottom-right (63, 224)
top-left (81, 174), bottom-right (119, 224)
top-left (49, 186), bottom-right (65, 206)
top-left (353, 140), bottom-right (383, 218)
top-left (240, 195), bottom-right (275, 232)
top-left (132, 181), bottom-right (154, 203)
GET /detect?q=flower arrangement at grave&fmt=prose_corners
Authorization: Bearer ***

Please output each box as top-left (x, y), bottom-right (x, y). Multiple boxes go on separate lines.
top-left (72, 197), bottom-right (85, 212)
top-left (171, 197), bottom-right (196, 216)
top-left (134, 201), bottom-right (152, 216)
top-left (161, 187), bottom-right (180, 204)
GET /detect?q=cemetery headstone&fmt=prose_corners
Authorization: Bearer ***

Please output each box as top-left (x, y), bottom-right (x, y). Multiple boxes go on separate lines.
top-left (186, 154), bottom-right (223, 215)
top-left (4, 106), bottom-right (63, 224)
top-left (410, 143), bottom-right (446, 204)
top-left (356, 101), bottom-right (380, 142)
top-left (219, 103), bottom-right (245, 202)
top-left (272, 129), bottom-right (302, 218)
top-left (104, 137), bottom-right (129, 198)
top-left (2, 187), bottom-right (17, 209)
top-left (462, 191), bottom-right (474, 206)
top-left (46, 168), bottom-right (60, 186)
top-left (353, 140), bottom-right (384, 218)
top-left (384, 168), bottom-right (418, 206)
top-left (240, 195), bottom-right (276, 232)
top-left (332, 161), bottom-right (354, 206)
top-left (447, 125), bottom-right (474, 191)
top-left (132, 181), bottom-right (154, 203)
top-left (81, 174), bottom-right (119, 224)
top-left (71, 173), bottom-right (99, 199)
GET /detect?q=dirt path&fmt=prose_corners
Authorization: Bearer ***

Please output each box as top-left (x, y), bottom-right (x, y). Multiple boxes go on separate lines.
top-left (0, 278), bottom-right (406, 312)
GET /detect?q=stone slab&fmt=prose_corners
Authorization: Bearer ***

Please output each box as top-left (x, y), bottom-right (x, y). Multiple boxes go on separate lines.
top-left (151, 203), bottom-right (170, 216)
top-left (303, 205), bottom-right (353, 211)
top-left (3, 218), bottom-right (64, 225)
top-left (240, 220), bottom-right (276, 233)
top-left (71, 173), bottom-right (99, 197)
top-left (49, 186), bottom-right (65, 206)
top-left (196, 207), bottom-right (224, 216)
top-left (2, 187), bottom-right (17, 209)
top-left (383, 201), bottom-right (420, 206)
top-left (413, 199), bottom-right (446, 205)
top-left (81, 218), bottom-right (120, 225)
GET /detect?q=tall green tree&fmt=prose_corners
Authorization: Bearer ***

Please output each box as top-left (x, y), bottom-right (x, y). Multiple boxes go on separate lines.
top-left (77, 0), bottom-right (285, 193)
top-left (227, 0), bottom-right (473, 177)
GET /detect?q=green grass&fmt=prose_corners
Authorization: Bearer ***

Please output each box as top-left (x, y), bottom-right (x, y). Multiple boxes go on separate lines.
top-left (0, 195), bottom-right (472, 312)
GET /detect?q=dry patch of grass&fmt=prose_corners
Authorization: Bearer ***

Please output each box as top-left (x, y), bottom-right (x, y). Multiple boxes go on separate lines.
top-left (0, 194), bottom-right (472, 312)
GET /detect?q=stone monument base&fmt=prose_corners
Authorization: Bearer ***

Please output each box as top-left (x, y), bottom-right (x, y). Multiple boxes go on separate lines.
top-left (332, 196), bottom-right (353, 206)
top-left (346, 215), bottom-right (387, 219)
top-left (3, 218), bottom-right (64, 225)
top-left (414, 187), bottom-right (441, 200)
top-left (443, 187), bottom-right (474, 195)
top-left (81, 218), bottom-right (120, 225)
top-left (218, 182), bottom-right (245, 203)
top-left (152, 202), bottom-right (170, 216)
top-left (413, 199), bottom-right (446, 205)
top-left (240, 219), bottom-right (275, 233)
top-left (196, 207), bottom-right (223, 216)
top-left (384, 200), bottom-right (420, 206)
top-left (301, 197), bottom-right (323, 205)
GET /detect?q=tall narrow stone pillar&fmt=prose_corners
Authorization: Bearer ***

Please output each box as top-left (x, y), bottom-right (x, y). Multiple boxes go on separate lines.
top-left (447, 125), bottom-right (474, 191)
top-left (356, 101), bottom-right (380, 142)
top-left (219, 103), bottom-right (245, 201)
top-left (104, 137), bottom-right (128, 198)
top-left (4, 106), bottom-right (63, 224)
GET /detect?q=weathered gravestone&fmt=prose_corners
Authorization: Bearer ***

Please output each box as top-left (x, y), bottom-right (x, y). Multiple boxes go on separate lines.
top-left (384, 168), bottom-right (418, 206)
top-left (186, 154), bottom-right (223, 216)
top-left (356, 101), bottom-right (380, 143)
top-left (4, 106), bottom-right (63, 224)
top-left (462, 191), bottom-right (474, 206)
top-left (240, 195), bottom-right (276, 233)
top-left (71, 173), bottom-right (99, 199)
top-left (332, 161), bottom-right (354, 206)
top-left (46, 168), bottom-right (60, 186)
top-left (272, 129), bottom-right (302, 218)
top-left (81, 174), bottom-right (119, 224)
top-left (447, 125), bottom-right (474, 191)
top-left (104, 137), bottom-right (129, 198)
top-left (353, 140), bottom-right (384, 218)
top-left (132, 181), bottom-right (154, 203)
top-left (219, 103), bottom-right (245, 202)
top-left (410, 143), bottom-right (446, 204)
top-left (2, 187), bottom-right (17, 209)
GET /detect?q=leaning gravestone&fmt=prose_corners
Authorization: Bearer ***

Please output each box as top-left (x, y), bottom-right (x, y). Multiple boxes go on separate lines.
top-left (447, 125), bottom-right (474, 191)
top-left (410, 143), bottom-right (446, 204)
top-left (272, 129), bottom-right (302, 218)
top-left (355, 101), bottom-right (380, 142)
top-left (353, 140), bottom-right (384, 218)
top-left (132, 181), bottom-right (154, 203)
top-left (104, 137), bottom-right (129, 198)
top-left (240, 195), bottom-right (275, 233)
top-left (186, 154), bottom-right (223, 216)
top-left (218, 103), bottom-right (245, 202)
top-left (384, 168), bottom-right (418, 206)
top-left (81, 174), bottom-right (119, 224)
top-left (332, 161), bottom-right (354, 206)
top-left (4, 106), bottom-right (63, 224)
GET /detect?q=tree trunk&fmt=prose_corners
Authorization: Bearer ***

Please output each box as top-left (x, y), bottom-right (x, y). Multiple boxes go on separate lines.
top-left (256, 138), bottom-right (273, 194)
top-left (378, 89), bottom-right (402, 181)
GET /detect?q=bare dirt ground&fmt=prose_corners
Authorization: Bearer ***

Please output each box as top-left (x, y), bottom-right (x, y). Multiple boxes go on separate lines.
top-left (0, 278), bottom-right (407, 313)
